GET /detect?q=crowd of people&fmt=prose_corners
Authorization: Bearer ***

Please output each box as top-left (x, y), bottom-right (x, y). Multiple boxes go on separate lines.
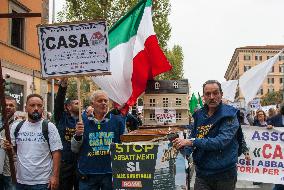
top-left (0, 78), bottom-right (142, 190)
top-left (0, 79), bottom-right (283, 190)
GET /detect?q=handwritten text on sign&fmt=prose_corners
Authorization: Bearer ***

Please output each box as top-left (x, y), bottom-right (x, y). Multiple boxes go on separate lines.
top-left (155, 108), bottom-right (176, 124)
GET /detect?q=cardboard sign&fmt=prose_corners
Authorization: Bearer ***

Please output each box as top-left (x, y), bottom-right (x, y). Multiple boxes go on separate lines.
top-left (155, 108), bottom-right (176, 124)
top-left (37, 21), bottom-right (110, 78)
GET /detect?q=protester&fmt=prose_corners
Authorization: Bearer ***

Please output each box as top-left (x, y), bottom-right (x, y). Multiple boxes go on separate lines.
top-left (137, 112), bottom-right (143, 126)
top-left (268, 107), bottom-right (276, 118)
top-left (71, 90), bottom-right (126, 190)
top-left (54, 78), bottom-right (79, 190)
top-left (125, 113), bottom-right (139, 132)
top-left (267, 103), bottom-right (284, 128)
top-left (173, 80), bottom-right (239, 190)
top-left (3, 94), bottom-right (62, 190)
top-left (267, 103), bottom-right (284, 190)
top-left (252, 111), bottom-right (266, 186)
top-left (253, 110), bottom-right (268, 127)
top-left (0, 96), bottom-right (17, 190)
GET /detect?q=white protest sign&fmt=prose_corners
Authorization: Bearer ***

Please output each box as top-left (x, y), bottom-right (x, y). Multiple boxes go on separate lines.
top-left (249, 99), bottom-right (261, 110)
top-left (37, 21), bottom-right (110, 78)
top-left (238, 125), bottom-right (284, 184)
top-left (155, 108), bottom-right (176, 124)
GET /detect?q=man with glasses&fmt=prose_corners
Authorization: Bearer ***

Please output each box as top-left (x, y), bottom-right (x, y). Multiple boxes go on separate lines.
top-left (173, 80), bottom-right (239, 190)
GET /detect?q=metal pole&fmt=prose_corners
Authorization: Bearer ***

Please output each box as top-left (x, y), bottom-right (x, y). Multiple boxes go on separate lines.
top-left (50, 0), bottom-right (56, 113)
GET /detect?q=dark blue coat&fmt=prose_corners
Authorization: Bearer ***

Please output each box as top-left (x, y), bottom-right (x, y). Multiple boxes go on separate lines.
top-left (267, 114), bottom-right (284, 127)
top-left (191, 103), bottom-right (239, 179)
top-left (54, 85), bottom-right (78, 163)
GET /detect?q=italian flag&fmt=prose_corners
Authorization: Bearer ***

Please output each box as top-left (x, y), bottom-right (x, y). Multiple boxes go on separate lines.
top-left (93, 0), bottom-right (172, 107)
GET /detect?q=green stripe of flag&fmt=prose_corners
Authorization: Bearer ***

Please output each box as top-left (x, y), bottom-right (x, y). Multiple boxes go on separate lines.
top-left (109, 0), bottom-right (152, 50)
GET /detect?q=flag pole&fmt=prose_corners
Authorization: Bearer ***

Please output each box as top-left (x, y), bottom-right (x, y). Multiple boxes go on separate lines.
top-left (50, 0), bottom-right (56, 114)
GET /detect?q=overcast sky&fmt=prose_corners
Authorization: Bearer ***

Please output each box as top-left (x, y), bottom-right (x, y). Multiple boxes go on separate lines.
top-left (53, 0), bottom-right (284, 94)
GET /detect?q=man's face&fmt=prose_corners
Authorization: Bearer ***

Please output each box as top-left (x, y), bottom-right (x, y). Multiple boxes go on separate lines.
top-left (67, 100), bottom-right (79, 113)
top-left (203, 83), bottom-right (222, 109)
top-left (5, 99), bottom-right (16, 119)
top-left (25, 97), bottom-right (44, 116)
top-left (92, 93), bottom-right (109, 116)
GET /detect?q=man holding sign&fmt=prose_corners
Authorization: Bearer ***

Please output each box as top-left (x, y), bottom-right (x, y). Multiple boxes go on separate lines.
top-left (71, 90), bottom-right (125, 190)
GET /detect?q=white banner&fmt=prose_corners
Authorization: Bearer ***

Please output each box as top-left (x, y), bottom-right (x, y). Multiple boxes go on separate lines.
top-left (238, 125), bottom-right (284, 184)
top-left (37, 21), bottom-right (110, 78)
top-left (155, 108), bottom-right (176, 124)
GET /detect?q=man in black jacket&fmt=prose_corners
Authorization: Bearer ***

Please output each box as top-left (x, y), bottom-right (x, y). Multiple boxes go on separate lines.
top-left (54, 78), bottom-right (79, 190)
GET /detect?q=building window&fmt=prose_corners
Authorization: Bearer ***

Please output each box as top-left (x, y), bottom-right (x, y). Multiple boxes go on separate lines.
top-left (255, 55), bottom-right (262, 61)
top-left (257, 88), bottom-right (263, 95)
top-left (267, 56), bottom-right (273, 60)
top-left (279, 65), bottom-right (284, 73)
top-left (270, 66), bottom-right (274, 73)
top-left (176, 112), bottom-right (181, 121)
top-left (149, 98), bottom-right (155, 107)
top-left (280, 78), bottom-right (284, 84)
top-left (268, 87), bottom-right (274, 93)
top-left (173, 81), bottom-right (178, 89)
top-left (150, 113), bottom-right (155, 121)
top-left (162, 97), bottom-right (168, 107)
top-left (279, 56), bottom-right (284, 61)
top-left (244, 55), bottom-right (251, 61)
top-left (176, 98), bottom-right (181, 106)
top-left (267, 78), bottom-right (274, 84)
top-left (244, 65), bottom-right (251, 72)
top-left (11, 10), bottom-right (25, 49)
top-left (154, 82), bottom-right (160, 90)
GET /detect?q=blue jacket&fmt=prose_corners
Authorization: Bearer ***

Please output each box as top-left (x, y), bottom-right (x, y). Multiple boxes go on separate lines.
top-left (267, 114), bottom-right (284, 127)
top-left (77, 111), bottom-right (125, 174)
top-left (54, 85), bottom-right (78, 163)
top-left (191, 103), bottom-right (239, 178)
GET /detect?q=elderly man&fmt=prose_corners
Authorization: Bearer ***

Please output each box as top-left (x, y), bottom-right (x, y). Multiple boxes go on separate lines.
top-left (71, 90), bottom-right (126, 190)
top-left (173, 80), bottom-right (239, 190)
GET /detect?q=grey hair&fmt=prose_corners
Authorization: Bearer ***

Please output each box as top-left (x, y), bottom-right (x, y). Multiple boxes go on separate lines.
top-left (91, 90), bottom-right (108, 101)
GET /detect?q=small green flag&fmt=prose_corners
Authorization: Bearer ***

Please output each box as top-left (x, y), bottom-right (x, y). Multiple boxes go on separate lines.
top-left (189, 93), bottom-right (199, 114)
top-left (198, 92), bottom-right (203, 107)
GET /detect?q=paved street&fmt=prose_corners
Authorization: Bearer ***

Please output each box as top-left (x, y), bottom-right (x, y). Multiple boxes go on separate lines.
top-left (189, 170), bottom-right (274, 190)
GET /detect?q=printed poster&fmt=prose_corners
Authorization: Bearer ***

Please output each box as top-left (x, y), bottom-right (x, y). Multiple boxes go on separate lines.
top-left (238, 125), bottom-right (284, 184)
top-left (37, 21), bottom-right (110, 78)
top-left (110, 141), bottom-right (187, 190)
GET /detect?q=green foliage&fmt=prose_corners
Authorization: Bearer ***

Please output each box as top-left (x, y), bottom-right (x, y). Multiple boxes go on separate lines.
top-left (157, 45), bottom-right (184, 80)
top-left (261, 90), bottom-right (284, 106)
top-left (60, 0), bottom-right (171, 50)
top-left (66, 77), bottom-right (98, 108)
top-left (58, 0), bottom-right (184, 82)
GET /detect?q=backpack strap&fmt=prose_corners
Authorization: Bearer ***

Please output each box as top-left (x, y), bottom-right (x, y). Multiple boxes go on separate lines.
top-left (42, 119), bottom-right (50, 148)
top-left (14, 120), bottom-right (25, 139)
top-left (14, 120), bottom-right (25, 152)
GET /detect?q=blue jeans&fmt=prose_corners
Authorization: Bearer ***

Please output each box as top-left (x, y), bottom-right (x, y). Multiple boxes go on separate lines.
top-left (273, 184), bottom-right (284, 190)
top-left (16, 183), bottom-right (48, 190)
top-left (79, 173), bottom-right (112, 190)
top-left (0, 175), bottom-right (16, 190)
